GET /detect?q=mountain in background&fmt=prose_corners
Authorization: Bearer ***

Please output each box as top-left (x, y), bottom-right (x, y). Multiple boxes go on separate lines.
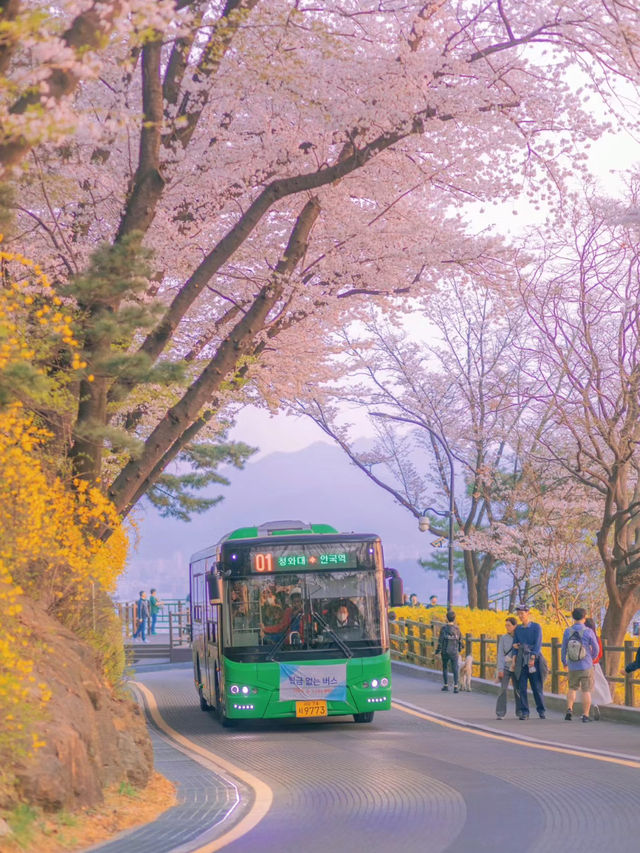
top-left (119, 441), bottom-right (461, 604)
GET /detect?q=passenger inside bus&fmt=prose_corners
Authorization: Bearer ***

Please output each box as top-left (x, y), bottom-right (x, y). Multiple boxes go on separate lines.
top-left (261, 589), bottom-right (303, 644)
top-left (260, 586), bottom-right (284, 628)
top-left (231, 582), bottom-right (249, 629)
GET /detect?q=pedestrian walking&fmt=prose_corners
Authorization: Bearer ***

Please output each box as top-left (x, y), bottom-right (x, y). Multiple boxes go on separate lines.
top-left (513, 604), bottom-right (547, 719)
top-left (133, 590), bottom-right (150, 642)
top-left (585, 617), bottom-right (611, 719)
top-left (436, 610), bottom-right (462, 693)
top-left (562, 608), bottom-right (599, 722)
top-left (149, 588), bottom-right (163, 635)
top-left (495, 616), bottom-right (521, 719)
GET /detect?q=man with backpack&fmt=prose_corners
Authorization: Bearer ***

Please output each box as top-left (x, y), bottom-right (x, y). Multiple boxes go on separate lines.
top-left (561, 607), bottom-right (600, 722)
top-left (435, 610), bottom-right (462, 693)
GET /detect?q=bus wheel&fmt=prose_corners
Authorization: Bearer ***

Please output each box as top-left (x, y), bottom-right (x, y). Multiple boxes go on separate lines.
top-left (353, 711), bottom-right (374, 723)
top-left (196, 660), bottom-right (209, 711)
top-left (199, 685), bottom-right (210, 712)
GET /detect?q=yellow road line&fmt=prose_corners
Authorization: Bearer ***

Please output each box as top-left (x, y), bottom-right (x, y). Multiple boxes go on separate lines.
top-left (132, 682), bottom-right (273, 852)
top-left (392, 701), bottom-right (640, 769)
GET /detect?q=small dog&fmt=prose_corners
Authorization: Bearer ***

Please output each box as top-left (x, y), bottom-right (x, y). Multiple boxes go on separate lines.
top-left (458, 654), bottom-right (473, 691)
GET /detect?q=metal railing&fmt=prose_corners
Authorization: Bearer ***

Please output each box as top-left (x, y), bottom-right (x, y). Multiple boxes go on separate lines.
top-left (487, 583), bottom-right (544, 612)
top-left (116, 599), bottom-right (190, 639)
top-left (390, 618), bottom-right (640, 707)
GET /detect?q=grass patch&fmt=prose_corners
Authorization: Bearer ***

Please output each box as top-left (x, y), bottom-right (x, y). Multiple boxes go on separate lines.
top-left (0, 772), bottom-right (176, 852)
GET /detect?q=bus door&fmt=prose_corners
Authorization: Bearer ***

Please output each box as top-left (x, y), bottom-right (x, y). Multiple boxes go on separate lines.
top-left (204, 571), bottom-right (221, 703)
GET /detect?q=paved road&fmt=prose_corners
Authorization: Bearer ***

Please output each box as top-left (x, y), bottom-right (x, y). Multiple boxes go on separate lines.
top-left (129, 663), bottom-right (640, 853)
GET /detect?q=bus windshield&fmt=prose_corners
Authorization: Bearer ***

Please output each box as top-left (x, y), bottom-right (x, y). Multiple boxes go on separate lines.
top-left (225, 570), bottom-right (383, 661)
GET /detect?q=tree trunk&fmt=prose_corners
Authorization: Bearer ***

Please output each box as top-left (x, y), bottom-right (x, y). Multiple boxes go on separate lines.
top-left (601, 593), bottom-right (640, 678)
top-left (463, 551), bottom-right (478, 609)
top-left (476, 554), bottom-right (495, 610)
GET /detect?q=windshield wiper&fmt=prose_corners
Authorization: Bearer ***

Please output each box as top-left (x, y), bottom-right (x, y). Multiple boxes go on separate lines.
top-left (266, 629), bottom-right (289, 661)
top-left (312, 609), bottom-right (353, 658)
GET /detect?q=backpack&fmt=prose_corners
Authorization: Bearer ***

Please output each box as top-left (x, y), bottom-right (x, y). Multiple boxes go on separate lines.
top-left (567, 629), bottom-right (586, 662)
top-left (443, 625), bottom-right (460, 656)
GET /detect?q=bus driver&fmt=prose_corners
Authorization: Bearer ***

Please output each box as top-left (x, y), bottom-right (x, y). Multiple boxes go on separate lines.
top-left (329, 600), bottom-right (363, 640)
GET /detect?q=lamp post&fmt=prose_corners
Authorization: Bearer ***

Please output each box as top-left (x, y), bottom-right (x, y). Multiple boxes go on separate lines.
top-left (370, 411), bottom-right (455, 609)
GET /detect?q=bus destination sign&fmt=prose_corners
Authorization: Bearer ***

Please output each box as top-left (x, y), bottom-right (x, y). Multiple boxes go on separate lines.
top-left (253, 552), bottom-right (350, 572)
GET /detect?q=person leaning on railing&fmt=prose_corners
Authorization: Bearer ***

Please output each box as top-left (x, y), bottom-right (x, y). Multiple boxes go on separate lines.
top-left (626, 645), bottom-right (640, 673)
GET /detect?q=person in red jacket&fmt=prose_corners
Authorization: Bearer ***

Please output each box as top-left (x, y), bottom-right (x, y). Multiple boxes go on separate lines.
top-left (585, 616), bottom-right (610, 719)
top-left (262, 590), bottom-right (303, 643)
top-left (585, 617), bottom-right (602, 663)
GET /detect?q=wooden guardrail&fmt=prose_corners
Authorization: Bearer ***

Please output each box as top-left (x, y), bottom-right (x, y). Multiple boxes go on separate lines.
top-left (389, 618), bottom-right (640, 707)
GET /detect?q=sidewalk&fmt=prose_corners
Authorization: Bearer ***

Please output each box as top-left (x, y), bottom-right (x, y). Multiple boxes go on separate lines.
top-left (392, 660), bottom-right (640, 760)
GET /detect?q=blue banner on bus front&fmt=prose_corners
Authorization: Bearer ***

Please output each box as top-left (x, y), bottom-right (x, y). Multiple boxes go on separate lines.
top-left (279, 663), bottom-right (347, 702)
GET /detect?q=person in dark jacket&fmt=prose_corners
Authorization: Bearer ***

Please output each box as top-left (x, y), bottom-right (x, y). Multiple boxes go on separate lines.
top-left (436, 610), bottom-right (462, 693)
top-left (133, 591), bottom-right (150, 642)
top-left (513, 604), bottom-right (546, 719)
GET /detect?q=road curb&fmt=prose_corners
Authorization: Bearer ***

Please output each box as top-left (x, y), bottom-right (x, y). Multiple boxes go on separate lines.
top-left (391, 659), bottom-right (640, 725)
top-left (85, 684), bottom-right (247, 853)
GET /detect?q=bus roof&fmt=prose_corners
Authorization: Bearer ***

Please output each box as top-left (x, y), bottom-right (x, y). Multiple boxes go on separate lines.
top-left (227, 520), bottom-right (339, 540)
top-left (188, 521), bottom-right (380, 564)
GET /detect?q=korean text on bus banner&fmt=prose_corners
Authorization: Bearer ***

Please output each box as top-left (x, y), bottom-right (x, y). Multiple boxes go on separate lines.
top-left (279, 663), bottom-right (347, 702)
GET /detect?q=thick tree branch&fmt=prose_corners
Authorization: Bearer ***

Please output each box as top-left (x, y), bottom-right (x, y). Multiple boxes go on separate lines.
top-left (109, 196), bottom-right (321, 516)
top-left (115, 39), bottom-right (164, 242)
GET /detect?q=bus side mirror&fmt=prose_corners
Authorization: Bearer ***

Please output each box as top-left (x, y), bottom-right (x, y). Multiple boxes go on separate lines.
top-left (389, 577), bottom-right (404, 607)
top-left (206, 572), bottom-right (221, 604)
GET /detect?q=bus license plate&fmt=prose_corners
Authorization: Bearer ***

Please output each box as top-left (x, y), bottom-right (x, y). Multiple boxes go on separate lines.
top-left (296, 700), bottom-right (327, 718)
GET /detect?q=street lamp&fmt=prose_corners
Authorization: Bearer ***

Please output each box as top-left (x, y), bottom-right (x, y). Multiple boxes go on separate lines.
top-left (370, 411), bottom-right (455, 610)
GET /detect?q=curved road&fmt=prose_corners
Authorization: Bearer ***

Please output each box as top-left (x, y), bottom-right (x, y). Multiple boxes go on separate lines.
top-left (136, 665), bottom-right (640, 853)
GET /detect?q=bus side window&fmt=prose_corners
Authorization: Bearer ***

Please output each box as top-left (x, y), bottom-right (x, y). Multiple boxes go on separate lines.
top-left (192, 572), bottom-right (205, 623)
top-left (207, 616), bottom-right (216, 643)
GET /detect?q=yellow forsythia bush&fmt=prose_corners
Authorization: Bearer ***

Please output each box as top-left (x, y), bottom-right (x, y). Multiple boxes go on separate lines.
top-left (0, 405), bottom-right (129, 780)
top-left (0, 248), bottom-right (129, 791)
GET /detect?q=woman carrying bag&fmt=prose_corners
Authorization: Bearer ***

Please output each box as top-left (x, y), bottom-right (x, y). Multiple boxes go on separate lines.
top-left (585, 617), bottom-right (612, 719)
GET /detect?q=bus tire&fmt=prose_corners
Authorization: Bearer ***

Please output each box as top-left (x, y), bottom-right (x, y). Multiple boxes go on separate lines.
top-left (199, 687), bottom-right (210, 712)
top-left (353, 711), bottom-right (374, 723)
top-left (196, 660), bottom-right (210, 711)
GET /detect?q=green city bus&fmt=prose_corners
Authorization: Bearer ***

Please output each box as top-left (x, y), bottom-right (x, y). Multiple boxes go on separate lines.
top-left (189, 520), bottom-right (403, 726)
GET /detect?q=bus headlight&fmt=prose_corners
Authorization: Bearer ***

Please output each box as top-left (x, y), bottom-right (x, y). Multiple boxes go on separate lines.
top-left (230, 684), bottom-right (258, 695)
top-left (362, 677), bottom-right (389, 689)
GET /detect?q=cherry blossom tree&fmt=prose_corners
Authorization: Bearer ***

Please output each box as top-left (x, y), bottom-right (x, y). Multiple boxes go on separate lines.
top-left (517, 188), bottom-right (640, 664)
top-left (297, 278), bottom-right (539, 608)
top-left (466, 462), bottom-right (606, 620)
top-left (3, 0), bottom-right (640, 525)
